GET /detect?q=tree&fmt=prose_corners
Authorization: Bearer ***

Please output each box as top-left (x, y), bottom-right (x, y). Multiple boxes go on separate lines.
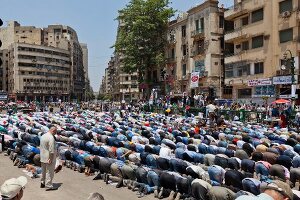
top-left (115, 0), bottom-right (175, 79)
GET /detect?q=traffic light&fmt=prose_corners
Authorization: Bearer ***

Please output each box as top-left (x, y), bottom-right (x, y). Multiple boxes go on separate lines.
top-left (0, 18), bottom-right (2, 67)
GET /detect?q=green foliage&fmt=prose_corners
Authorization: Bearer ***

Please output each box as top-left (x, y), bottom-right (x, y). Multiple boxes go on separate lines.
top-left (115, 0), bottom-right (175, 76)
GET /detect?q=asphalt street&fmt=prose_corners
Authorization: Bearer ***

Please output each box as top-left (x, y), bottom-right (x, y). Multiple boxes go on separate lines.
top-left (0, 153), bottom-right (154, 200)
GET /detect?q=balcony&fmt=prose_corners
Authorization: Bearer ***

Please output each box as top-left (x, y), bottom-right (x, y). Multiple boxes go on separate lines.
top-left (224, 51), bottom-right (246, 64)
top-left (180, 74), bottom-right (189, 81)
top-left (225, 28), bottom-right (249, 43)
top-left (166, 57), bottom-right (176, 63)
top-left (191, 29), bottom-right (205, 39)
top-left (167, 39), bottom-right (176, 46)
top-left (191, 48), bottom-right (205, 57)
top-left (225, 3), bottom-right (248, 20)
top-left (181, 55), bottom-right (189, 62)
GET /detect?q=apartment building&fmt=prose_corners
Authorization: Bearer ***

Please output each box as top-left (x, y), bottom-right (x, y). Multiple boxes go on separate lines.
top-left (80, 43), bottom-right (91, 99)
top-left (7, 43), bottom-right (71, 101)
top-left (104, 16), bottom-right (140, 102)
top-left (165, 0), bottom-right (224, 98)
top-left (107, 54), bottom-right (139, 102)
top-left (0, 49), bottom-right (8, 91)
top-left (0, 21), bottom-right (87, 101)
top-left (224, 0), bottom-right (300, 102)
top-left (44, 24), bottom-right (85, 101)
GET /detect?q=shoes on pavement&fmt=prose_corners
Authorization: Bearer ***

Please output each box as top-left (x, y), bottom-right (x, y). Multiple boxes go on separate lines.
top-left (40, 183), bottom-right (45, 188)
top-left (12, 153), bottom-right (18, 162)
top-left (54, 165), bottom-right (62, 173)
top-left (93, 173), bottom-right (103, 180)
top-left (46, 187), bottom-right (58, 191)
top-left (104, 174), bottom-right (109, 184)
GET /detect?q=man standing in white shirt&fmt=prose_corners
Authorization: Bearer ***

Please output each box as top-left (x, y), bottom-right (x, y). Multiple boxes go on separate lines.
top-left (40, 126), bottom-right (58, 191)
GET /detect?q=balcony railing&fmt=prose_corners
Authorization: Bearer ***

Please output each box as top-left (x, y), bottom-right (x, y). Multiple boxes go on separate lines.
top-left (191, 49), bottom-right (205, 57)
top-left (191, 29), bottom-right (204, 38)
top-left (166, 57), bottom-right (176, 63)
top-left (167, 39), bottom-right (176, 46)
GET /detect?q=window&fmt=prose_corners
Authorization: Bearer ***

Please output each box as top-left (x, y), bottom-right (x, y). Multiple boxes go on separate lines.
top-left (279, 0), bottom-right (293, 14)
top-left (182, 45), bottom-right (187, 56)
top-left (181, 25), bottom-right (186, 38)
top-left (225, 65), bottom-right (233, 78)
top-left (200, 18), bottom-right (204, 31)
top-left (225, 70), bottom-right (233, 78)
top-left (254, 62), bottom-right (264, 74)
top-left (236, 64), bottom-right (250, 77)
top-left (238, 88), bottom-right (252, 98)
top-left (242, 16), bottom-right (249, 26)
top-left (182, 64), bottom-right (187, 76)
top-left (219, 16), bottom-right (224, 28)
top-left (242, 41), bottom-right (249, 50)
top-left (223, 86), bottom-right (233, 95)
top-left (279, 28), bottom-right (293, 43)
top-left (195, 20), bottom-right (200, 31)
top-left (125, 76), bottom-right (129, 81)
top-left (251, 8), bottom-right (264, 23)
top-left (252, 35), bottom-right (264, 49)
top-left (171, 48), bottom-right (175, 58)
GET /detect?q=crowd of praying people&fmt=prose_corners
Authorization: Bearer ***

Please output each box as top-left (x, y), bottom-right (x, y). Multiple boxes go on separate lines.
top-left (1, 108), bottom-right (300, 200)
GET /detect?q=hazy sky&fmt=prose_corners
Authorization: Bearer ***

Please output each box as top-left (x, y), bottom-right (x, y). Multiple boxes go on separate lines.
top-left (1, 0), bottom-right (233, 91)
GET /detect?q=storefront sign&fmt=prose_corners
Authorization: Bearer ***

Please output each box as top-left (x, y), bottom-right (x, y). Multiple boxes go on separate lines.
top-left (273, 75), bottom-right (295, 85)
top-left (252, 85), bottom-right (275, 97)
top-left (248, 78), bottom-right (272, 87)
top-left (280, 94), bottom-right (298, 99)
top-left (0, 95), bottom-right (7, 101)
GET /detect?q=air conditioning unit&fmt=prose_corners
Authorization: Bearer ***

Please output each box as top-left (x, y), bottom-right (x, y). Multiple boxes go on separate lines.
top-left (281, 11), bottom-right (291, 18)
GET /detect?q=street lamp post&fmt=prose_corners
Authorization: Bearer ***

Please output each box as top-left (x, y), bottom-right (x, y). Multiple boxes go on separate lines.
top-left (281, 49), bottom-right (296, 106)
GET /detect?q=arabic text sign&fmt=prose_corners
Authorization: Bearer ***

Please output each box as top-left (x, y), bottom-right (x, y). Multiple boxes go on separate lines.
top-left (273, 76), bottom-right (293, 85)
top-left (248, 78), bottom-right (272, 86)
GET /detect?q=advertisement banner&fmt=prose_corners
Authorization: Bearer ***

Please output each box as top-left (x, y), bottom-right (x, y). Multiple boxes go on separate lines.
top-left (248, 78), bottom-right (272, 87)
top-left (194, 60), bottom-right (205, 77)
top-left (190, 72), bottom-right (199, 89)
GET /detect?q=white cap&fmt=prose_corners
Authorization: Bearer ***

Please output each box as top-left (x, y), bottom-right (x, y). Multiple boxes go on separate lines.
top-left (0, 176), bottom-right (27, 199)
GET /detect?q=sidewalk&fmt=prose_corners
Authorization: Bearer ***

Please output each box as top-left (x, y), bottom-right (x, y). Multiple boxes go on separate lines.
top-left (0, 154), bottom-right (154, 200)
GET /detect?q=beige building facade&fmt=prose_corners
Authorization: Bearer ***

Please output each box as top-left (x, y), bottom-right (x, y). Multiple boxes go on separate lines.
top-left (165, 0), bottom-right (224, 99)
top-left (224, 0), bottom-right (300, 102)
top-left (0, 21), bottom-right (86, 101)
top-left (7, 43), bottom-right (71, 101)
